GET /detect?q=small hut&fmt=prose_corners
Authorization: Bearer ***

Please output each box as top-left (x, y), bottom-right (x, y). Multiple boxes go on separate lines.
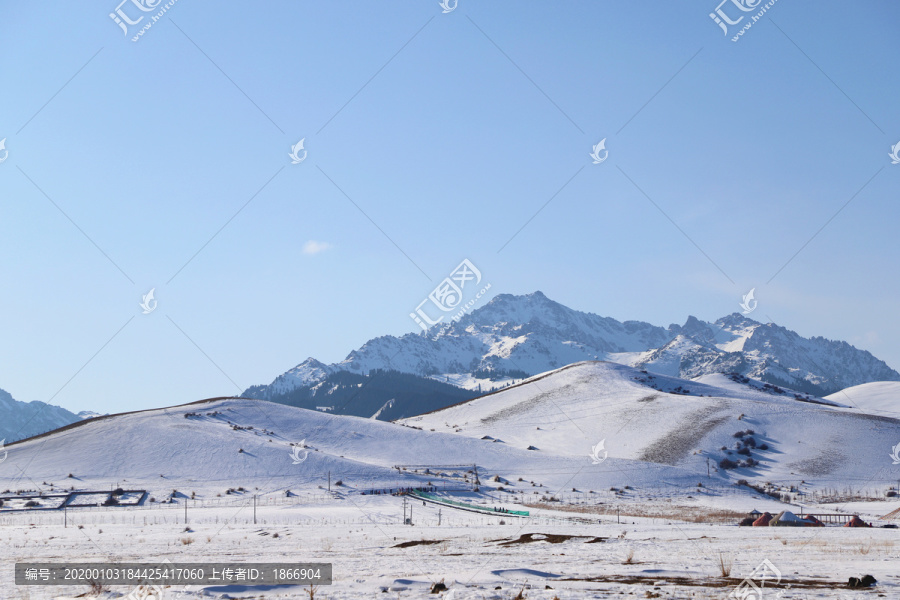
top-left (844, 516), bottom-right (871, 528)
top-left (769, 510), bottom-right (804, 526)
top-left (752, 512), bottom-right (773, 526)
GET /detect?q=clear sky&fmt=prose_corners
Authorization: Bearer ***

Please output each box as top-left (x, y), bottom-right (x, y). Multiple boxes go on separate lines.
top-left (1, 1), bottom-right (898, 414)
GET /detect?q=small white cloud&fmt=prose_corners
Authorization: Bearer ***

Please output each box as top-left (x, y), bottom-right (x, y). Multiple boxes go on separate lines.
top-left (302, 240), bottom-right (333, 255)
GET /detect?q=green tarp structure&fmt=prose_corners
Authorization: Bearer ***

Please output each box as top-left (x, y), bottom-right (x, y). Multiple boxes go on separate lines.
top-left (410, 491), bottom-right (529, 516)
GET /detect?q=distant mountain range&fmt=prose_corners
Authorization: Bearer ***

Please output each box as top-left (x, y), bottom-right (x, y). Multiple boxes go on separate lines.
top-left (0, 388), bottom-right (81, 443)
top-left (245, 291), bottom-right (899, 418)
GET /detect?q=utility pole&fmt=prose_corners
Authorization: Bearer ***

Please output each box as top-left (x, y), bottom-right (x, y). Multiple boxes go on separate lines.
top-left (707, 458), bottom-right (710, 479)
top-left (184, 500), bottom-right (188, 525)
top-left (253, 494), bottom-right (257, 525)
top-left (438, 508), bottom-right (441, 526)
top-left (402, 497), bottom-right (407, 524)
top-left (328, 471), bottom-right (331, 493)
top-left (64, 505), bottom-right (67, 529)
top-left (617, 507), bottom-right (620, 524)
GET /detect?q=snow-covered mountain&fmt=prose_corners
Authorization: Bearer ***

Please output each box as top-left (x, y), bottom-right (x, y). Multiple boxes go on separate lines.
top-left (245, 369), bottom-right (477, 421)
top-left (0, 388), bottom-right (81, 443)
top-left (630, 313), bottom-right (899, 396)
top-left (246, 291), bottom-right (899, 404)
top-left (76, 410), bottom-right (105, 420)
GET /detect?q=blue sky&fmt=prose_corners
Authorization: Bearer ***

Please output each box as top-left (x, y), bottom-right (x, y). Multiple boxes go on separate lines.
top-left (1, 1), bottom-right (898, 414)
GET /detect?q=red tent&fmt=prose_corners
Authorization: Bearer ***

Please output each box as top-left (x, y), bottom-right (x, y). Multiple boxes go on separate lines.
top-left (752, 512), bottom-right (773, 526)
top-left (802, 515), bottom-right (824, 527)
top-left (844, 516), bottom-right (870, 528)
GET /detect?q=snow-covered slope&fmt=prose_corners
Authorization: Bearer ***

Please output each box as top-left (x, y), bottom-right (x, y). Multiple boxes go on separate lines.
top-left (0, 396), bottom-right (685, 497)
top-left (825, 381), bottom-right (900, 418)
top-left (4, 362), bottom-right (899, 504)
top-left (401, 361), bottom-right (900, 488)
top-left (0, 387), bottom-right (80, 443)
top-left (246, 292), bottom-right (899, 402)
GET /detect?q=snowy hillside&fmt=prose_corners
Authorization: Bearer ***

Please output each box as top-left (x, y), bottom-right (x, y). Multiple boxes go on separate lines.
top-left (0, 387), bottom-right (80, 443)
top-left (0, 393), bottom-right (701, 515)
top-left (825, 381), bottom-right (900, 418)
top-left (6, 364), bottom-right (894, 498)
top-left (246, 292), bottom-right (899, 404)
top-left (401, 361), bottom-right (900, 489)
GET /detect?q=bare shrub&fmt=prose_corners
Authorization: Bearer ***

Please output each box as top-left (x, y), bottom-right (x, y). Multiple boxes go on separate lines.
top-left (718, 553), bottom-right (732, 577)
top-left (180, 536), bottom-right (194, 545)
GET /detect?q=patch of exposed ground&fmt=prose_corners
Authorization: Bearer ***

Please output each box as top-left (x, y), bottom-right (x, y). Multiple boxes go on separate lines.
top-left (493, 532), bottom-right (602, 545)
top-left (392, 539), bottom-right (443, 548)
top-left (787, 436), bottom-right (846, 476)
top-left (480, 383), bottom-right (579, 426)
top-left (638, 405), bottom-right (729, 465)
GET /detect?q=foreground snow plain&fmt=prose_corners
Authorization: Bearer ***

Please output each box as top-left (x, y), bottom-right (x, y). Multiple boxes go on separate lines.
top-left (3, 493), bottom-right (899, 599)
